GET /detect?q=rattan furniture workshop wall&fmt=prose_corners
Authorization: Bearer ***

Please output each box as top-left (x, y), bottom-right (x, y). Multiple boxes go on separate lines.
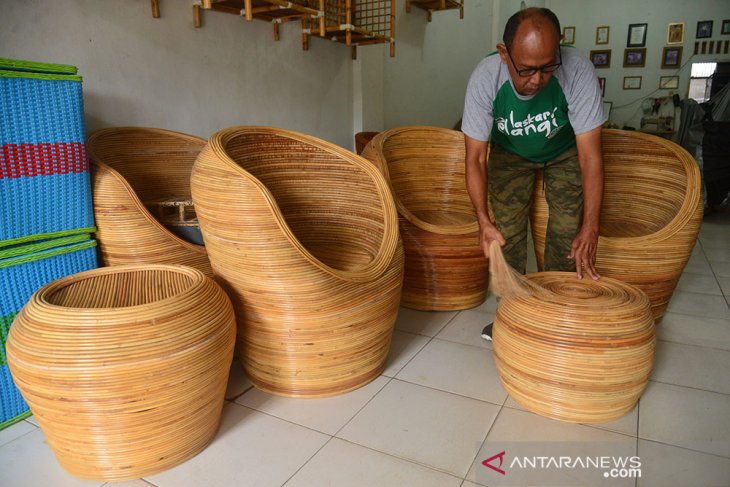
top-left (191, 126), bottom-right (404, 398)
top-left (493, 272), bottom-right (656, 423)
top-left (530, 129), bottom-right (703, 321)
top-left (362, 126), bottom-right (489, 310)
top-left (7, 264), bottom-right (236, 481)
top-left (87, 127), bottom-right (213, 276)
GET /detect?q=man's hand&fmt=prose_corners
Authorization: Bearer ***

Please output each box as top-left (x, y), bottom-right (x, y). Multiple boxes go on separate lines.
top-left (479, 222), bottom-right (507, 260)
top-left (568, 226), bottom-right (600, 280)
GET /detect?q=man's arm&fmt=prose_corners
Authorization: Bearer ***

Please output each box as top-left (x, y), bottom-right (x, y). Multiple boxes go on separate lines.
top-left (570, 126), bottom-right (604, 279)
top-left (465, 135), bottom-right (506, 259)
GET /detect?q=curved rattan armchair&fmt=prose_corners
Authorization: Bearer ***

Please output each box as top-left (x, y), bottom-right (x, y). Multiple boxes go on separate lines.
top-left (88, 127), bottom-right (212, 275)
top-left (530, 129), bottom-right (703, 321)
top-left (191, 126), bottom-right (404, 398)
top-left (362, 126), bottom-right (489, 311)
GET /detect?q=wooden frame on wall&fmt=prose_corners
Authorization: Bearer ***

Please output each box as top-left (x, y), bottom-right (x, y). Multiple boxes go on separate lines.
top-left (696, 20), bottom-right (713, 39)
top-left (590, 50), bottom-right (611, 68)
top-left (624, 48), bottom-right (646, 67)
top-left (563, 26), bottom-right (576, 44)
top-left (596, 26), bottom-right (610, 45)
top-left (627, 23), bottom-right (647, 47)
top-left (721, 19), bottom-right (730, 35)
top-left (667, 22), bottom-right (684, 45)
top-left (623, 76), bottom-right (642, 90)
top-left (659, 76), bottom-right (679, 90)
top-left (662, 46), bottom-right (682, 69)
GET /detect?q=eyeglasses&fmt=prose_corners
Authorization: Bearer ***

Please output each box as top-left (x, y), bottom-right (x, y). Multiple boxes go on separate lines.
top-left (505, 45), bottom-right (562, 77)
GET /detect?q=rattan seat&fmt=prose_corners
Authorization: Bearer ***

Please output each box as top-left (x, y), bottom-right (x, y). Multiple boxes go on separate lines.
top-left (87, 127), bottom-right (211, 275)
top-left (530, 129), bottom-right (703, 321)
top-left (191, 126), bottom-right (404, 397)
top-left (362, 126), bottom-right (489, 310)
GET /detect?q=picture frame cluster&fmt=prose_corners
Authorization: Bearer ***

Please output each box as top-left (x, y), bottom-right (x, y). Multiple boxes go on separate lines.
top-left (585, 18), bottom-right (730, 94)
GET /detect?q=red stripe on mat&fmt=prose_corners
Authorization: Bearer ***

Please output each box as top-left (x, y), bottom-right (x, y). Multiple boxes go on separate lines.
top-left (0, 142), bottom-right (88, 179)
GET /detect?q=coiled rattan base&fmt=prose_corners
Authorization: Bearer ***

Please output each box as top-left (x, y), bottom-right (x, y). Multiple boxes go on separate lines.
top-left (493, 272), bottom-right (656, 423)
top-left (7, 264), bottom-right (236, 481)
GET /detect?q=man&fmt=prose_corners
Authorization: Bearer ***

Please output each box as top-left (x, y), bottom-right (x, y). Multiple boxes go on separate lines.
top-left (461, 7), bottom-right (605, 340)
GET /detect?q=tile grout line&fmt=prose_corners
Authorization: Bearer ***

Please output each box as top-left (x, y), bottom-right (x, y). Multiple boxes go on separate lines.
top-left (647, 378), bottom-right (730, 398)
top-left (699, 239), bottom-right (730, 313)
top-left (635, 436), bottom-right (730, 460)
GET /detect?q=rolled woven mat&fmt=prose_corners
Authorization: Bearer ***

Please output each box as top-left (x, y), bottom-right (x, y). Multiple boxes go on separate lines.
top-left (489, 242), bottom-right (656, 423)
top-left (6, 264), bottom-right (236, 481)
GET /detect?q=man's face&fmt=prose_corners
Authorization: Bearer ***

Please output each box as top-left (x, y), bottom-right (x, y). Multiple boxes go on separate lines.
top-left (498, 21), bottom-right (560, 96)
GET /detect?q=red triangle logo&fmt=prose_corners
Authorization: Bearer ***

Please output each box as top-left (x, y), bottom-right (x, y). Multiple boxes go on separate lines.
top-left (482, 450), bottom-right (507, 475)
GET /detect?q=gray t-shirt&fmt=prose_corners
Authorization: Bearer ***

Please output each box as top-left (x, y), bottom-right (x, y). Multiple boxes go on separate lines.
top-left (462, 46), bottom-right (606, 162)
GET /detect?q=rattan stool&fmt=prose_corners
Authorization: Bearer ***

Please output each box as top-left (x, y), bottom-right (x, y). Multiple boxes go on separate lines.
top-left (7, 264), bottom-right (236, 481)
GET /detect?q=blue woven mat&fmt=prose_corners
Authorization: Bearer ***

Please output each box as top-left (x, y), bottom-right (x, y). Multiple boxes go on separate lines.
top-left (0, 239), bottom-right (97, 429)
top-left (0, 60), bottom-right (94, 246)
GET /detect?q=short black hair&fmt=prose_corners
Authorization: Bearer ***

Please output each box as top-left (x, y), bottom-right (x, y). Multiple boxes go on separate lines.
top-left (502, 7), bottom-right (561, 49)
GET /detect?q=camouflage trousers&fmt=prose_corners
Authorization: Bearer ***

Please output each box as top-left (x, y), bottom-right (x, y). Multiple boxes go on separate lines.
top-left (488, 143), bottom-right (583, 274)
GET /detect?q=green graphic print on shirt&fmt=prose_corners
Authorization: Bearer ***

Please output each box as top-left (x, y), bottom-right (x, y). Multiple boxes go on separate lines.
top-left (490, 76), bottom-right (576, 163)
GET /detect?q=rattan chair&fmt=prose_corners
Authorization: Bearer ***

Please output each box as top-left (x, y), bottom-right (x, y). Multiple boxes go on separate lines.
top-left (87, 127), bottom-right (212, 275)
top-left (530, 129), bottom-right (703, 321)
top-left (362, 126), bottom-right (489, 311)
top-left (191, 126), bottom-right (404, 398)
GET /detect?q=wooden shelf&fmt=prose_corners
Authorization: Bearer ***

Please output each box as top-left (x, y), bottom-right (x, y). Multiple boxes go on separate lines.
top-left (304, 0), bottom-right (395, 58)
top-left (405, 0), bottom-right (463, 22)
top-left (201, 0), bottom-right (323, 40)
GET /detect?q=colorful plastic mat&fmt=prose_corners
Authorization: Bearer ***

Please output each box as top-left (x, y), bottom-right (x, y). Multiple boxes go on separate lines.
top-left (0, 58), bottom-right (95, 247)
top-left (0, 239), bottom-right (98, 429)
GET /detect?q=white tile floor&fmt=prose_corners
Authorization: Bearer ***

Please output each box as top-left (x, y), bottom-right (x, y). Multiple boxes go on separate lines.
top-left (1, 212), bottom-right (729, 487)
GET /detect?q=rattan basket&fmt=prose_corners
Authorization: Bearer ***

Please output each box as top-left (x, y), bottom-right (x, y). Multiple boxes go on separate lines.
top-left (530, 130), bottom-right (703, 321)
top-left (493, 272), bottom-right (656, 423)
top-left (191, 126), bottom-right (404, 398)
top-left (87, 127), bottom-right (212, 275)
top-left (6, 264), bottom-right (236, 481)
top-left (362, 126), bottom-right (488, 310)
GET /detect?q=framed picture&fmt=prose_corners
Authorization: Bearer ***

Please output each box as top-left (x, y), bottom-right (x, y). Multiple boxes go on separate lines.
top-left (662, 46), bottom-right (682, 68)
top-left (659, 76), bottom-right (679, 89)
top-left (722, 19), bottom-right (730, 35)
top-left (696, 20), bottom-right (713, 39)
top-left (623, 76), bottom-right (642, 90)
top-left (597, 77), bottom-right (606, 97)
top-left (624, 48), bottom-right (646, 67)
top-left (596, 26), bottom-right (610, 45)
top-left (563, 26), bottom-right (576, 44)
top-left (667, 22), bottom-right (684, 44)
top-left (590, 50), bottom-right (611, 68)
top-left (603, 101), bottom-right (613, 120)
top-left (627, 23), bottom-right (648, 47)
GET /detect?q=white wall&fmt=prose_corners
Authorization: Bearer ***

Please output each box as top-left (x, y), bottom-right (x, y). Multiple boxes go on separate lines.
top-left (546, 0), bottom-right (730, 128)
top-left (4, 1), bottom-right (729, 146)
top-left (378, 0), bottom-right (495, 130)
top-left (1, 0), bottom-right (355, 148)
